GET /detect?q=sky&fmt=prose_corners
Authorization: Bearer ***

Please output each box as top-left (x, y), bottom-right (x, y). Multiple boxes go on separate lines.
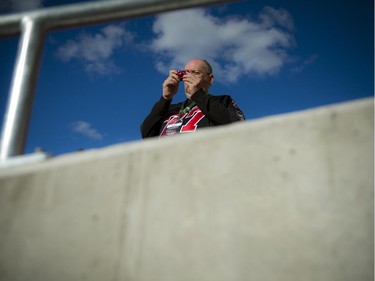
top-left (0, 0), bottom-right (373, 156)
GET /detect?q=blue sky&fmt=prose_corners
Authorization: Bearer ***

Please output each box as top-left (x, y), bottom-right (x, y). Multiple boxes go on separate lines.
top-left (0, 0), bottom-right (373, 156)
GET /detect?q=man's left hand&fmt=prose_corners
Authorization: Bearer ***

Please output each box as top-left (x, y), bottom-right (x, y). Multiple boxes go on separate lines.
top-left (183, 72), bottom-right (205, 98)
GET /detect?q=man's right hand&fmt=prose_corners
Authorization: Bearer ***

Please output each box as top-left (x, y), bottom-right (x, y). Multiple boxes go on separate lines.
top-left (162, 70), bottom-right (180, 100)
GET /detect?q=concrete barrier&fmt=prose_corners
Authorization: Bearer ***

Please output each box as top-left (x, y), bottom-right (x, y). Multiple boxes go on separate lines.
top-left (0, 97), bottom-right (373, 281)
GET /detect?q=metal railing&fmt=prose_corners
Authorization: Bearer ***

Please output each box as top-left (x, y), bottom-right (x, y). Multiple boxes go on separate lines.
top-left (0, 0), bottom-right (234, 161)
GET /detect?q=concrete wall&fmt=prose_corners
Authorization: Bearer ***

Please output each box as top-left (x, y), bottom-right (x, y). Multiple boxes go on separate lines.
top-left (0, 98), bottom-right (373, 281)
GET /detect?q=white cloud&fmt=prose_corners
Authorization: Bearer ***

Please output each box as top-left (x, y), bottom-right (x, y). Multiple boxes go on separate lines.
top-left (259, 6), bottom-right (294, 31)
top-left (291, 54), bottom-right (318, 73)
top-left (71, 121), bottom-right (105, 140)
top-left (150, 7), bottom-right (295, 83)
top-left (56, 24), bottom-right (133, 75)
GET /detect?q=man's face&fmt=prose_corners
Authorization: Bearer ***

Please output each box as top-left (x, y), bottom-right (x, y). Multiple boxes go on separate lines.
top-left (183, 60), bottom-right (214, 94)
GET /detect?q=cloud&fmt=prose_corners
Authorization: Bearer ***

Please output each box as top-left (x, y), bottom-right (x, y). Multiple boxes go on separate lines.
top-left (150, 7), bottom-right (295, 83)
top-left (56, 24), bottom-right (133, 75)
top-left (291, 54), bottom-right (318, 73)
top-left (71, 121), bottom-right (105, 140)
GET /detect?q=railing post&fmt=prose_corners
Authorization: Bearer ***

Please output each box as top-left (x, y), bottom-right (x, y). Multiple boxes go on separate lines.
top-left (0, 16), bottom-right (44, 160)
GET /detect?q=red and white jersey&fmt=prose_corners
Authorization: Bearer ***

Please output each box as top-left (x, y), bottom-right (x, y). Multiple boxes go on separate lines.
top-left (141, 89), bottom-right (245, 139)
top-left (160, 105), bottom-right (206, 137)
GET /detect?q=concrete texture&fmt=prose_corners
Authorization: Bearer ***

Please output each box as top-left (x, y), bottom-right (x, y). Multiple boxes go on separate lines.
top-left (0, 97), bottom-right (373, 281)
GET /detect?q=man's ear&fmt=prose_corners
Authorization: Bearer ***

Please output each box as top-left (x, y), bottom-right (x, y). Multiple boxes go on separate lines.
top-left (209, 74), bottom-right (214, 85)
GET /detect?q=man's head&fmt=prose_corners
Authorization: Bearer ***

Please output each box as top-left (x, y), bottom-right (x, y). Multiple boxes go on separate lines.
top-left (184, 59), bottom-right (214, 94)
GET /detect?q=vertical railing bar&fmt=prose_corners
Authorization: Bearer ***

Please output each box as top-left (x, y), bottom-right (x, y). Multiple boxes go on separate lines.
top-left (0, 16), bottom-right (44, 160)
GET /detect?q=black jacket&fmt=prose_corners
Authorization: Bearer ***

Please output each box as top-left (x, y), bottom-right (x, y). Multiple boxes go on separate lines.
top-left (141, 89), bottom-right (245, 138)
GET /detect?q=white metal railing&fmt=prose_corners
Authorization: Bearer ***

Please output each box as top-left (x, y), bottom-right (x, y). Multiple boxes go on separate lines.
top-left (0, 0), bottom-right (234, 161)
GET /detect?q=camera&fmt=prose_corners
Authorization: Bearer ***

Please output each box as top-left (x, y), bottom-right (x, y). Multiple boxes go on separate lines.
top-left (176, 70), bottom-right (186, 80)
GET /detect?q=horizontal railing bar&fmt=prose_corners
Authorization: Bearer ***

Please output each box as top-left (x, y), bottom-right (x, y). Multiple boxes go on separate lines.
top-left (0, 0), bottom-right (235, 36)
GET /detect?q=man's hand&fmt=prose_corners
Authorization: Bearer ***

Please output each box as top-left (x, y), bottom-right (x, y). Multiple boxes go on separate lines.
top-left (162, 70), bottom-right (180, 100)
top-left (183, 72), bottom-right (207, 99)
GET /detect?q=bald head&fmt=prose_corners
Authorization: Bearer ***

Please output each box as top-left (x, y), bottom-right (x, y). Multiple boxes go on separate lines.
top-left (185, 59), bottom-right (212, 74)
top-left (183, 59), bottom-right (214, 94)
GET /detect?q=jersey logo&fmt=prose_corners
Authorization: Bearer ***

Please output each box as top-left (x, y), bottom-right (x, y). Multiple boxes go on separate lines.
top-left (160, 107), bottom-right (205, 137)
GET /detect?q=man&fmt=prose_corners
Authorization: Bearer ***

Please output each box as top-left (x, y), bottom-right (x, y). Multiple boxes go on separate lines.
top-left (140, 59), bottom-right (245, 138)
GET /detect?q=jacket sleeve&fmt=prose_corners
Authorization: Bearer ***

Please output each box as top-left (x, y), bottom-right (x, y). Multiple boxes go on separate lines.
top-left (191, 90), bottom-right (245, 125)
top-left (140, 96), bottom-right (172, 138)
